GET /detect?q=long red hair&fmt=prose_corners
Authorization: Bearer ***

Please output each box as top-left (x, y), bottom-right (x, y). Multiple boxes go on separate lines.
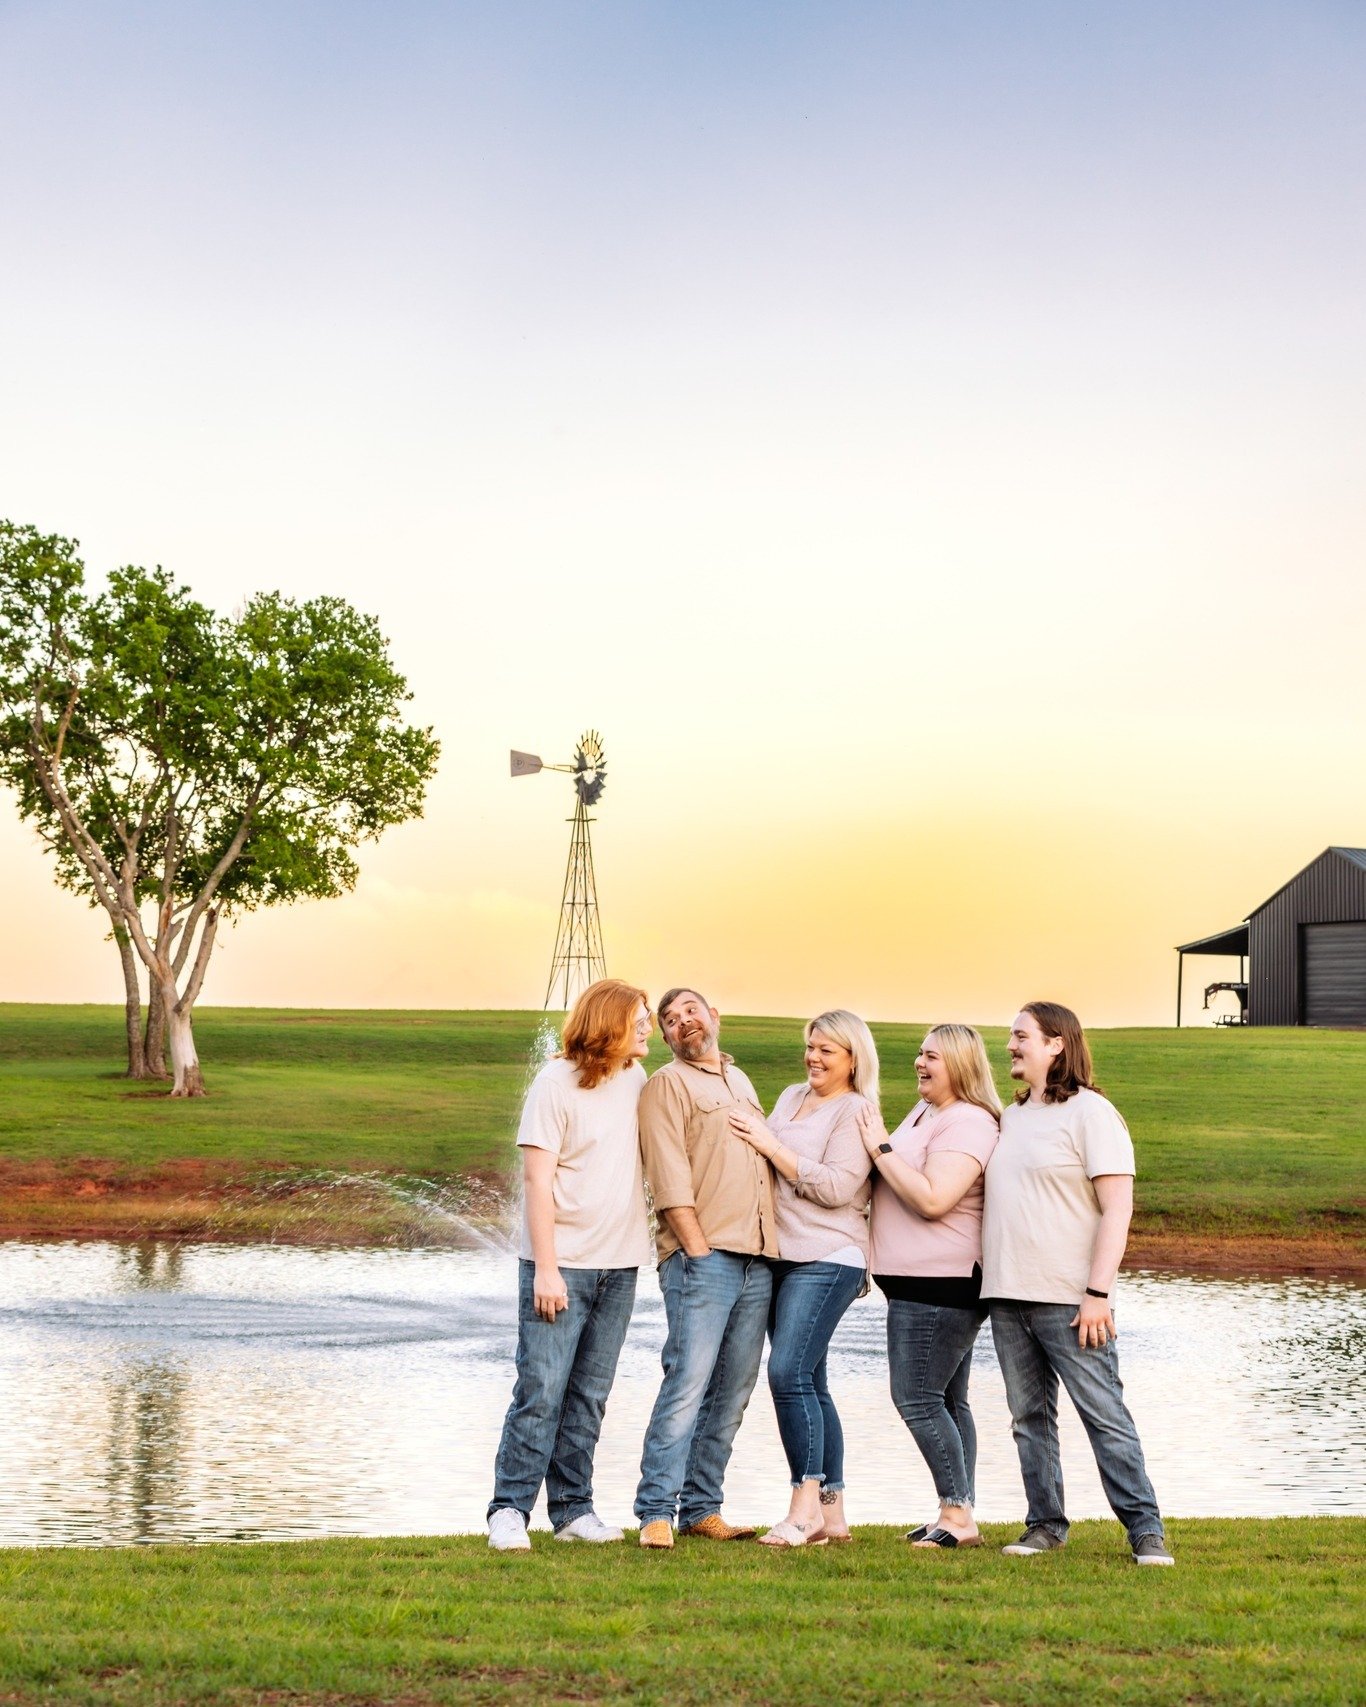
top-left (562, 979), bottom-right (651, 1089)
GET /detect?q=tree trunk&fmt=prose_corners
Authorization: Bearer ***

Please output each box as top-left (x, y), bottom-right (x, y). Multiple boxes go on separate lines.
top-left (143, 981), bottom-right (169, 1079)
top-left (115, 926), bottom-right (148, 1079)
top-left (167, 1001), bottom-right (205, 1097)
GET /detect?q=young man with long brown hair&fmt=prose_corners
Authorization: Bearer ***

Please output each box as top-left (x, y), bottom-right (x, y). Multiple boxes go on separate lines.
top-left (981, 1001), bottom-right (1174, 1566)
top-left (487, 979), bottom-right (653, 1550)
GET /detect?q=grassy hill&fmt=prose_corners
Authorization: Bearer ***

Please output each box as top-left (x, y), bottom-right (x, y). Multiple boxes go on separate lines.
top-left (0, 1519), bottom-right (1361, 1705)
top-left (0, 1004), bottom-right (1361, 1254)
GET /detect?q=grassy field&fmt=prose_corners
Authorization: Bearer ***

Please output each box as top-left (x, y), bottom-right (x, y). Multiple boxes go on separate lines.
top-left (0, 1004), bottom-right (1362, 1253)
top-left (0, 1520), bottom-right (1360, 1705)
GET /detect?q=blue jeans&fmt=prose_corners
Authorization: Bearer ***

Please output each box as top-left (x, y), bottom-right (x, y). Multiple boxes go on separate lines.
top-left (489, 1262), bottom-right (637, 1530)
top-left (886, 1299), bottom-right (986, 1506)
top-left (634, 1250), bottom-right (772, 1528)
top-left (989, 1301), bottom-right (1165, 1547)
top-left (767, 1260), bottom-right (865, 1490)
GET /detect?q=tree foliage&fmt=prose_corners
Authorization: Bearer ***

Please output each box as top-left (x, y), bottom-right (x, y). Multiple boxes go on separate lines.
top-left (0, 521), bottom-right (440, 1094)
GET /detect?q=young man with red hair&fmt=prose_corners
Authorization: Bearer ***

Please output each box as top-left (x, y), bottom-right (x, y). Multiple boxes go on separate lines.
top-left (487, 979), bottom-right (653, 1551)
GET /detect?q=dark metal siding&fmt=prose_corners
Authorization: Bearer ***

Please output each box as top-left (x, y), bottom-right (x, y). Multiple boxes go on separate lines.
top-left (1248, 850), bottom-right (1366, 1024)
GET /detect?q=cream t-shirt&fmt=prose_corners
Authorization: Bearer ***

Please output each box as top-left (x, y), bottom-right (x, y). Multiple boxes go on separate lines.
top-left (981, 1088), bottom-right (1136, 1305)
top-left (517, 1057), bottom-right (651, 1269)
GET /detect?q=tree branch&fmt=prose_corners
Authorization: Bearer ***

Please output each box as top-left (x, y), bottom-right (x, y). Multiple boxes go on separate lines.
top-left (52, 684), bottom-right (79, 768)
top-left (179, 905), bottom-right (220, 1011)
top-left (30, 742), bottom-right (124, 922)
top-left (172, 790), bottom-right (262, 975)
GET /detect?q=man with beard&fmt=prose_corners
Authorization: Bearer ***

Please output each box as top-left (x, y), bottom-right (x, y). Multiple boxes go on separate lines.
top-left (634, 987), bottom-right (778, 1548)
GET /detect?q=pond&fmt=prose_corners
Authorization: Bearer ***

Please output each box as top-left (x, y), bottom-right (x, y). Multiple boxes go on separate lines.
top-left (0, 1240), bottom-right (1361, 1547)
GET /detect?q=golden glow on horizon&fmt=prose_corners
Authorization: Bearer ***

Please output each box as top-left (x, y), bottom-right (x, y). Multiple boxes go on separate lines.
top-left (1, 5), bottom-right (1362, 1026)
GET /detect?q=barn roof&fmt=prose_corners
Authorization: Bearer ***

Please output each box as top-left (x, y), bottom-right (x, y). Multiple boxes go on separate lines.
top-left (1249, 846), bottom-right (1366, 916)
top-left (1175, 925), bottom-right (1249, 956)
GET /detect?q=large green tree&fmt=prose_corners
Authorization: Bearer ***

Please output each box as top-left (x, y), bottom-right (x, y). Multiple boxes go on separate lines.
top-left (0, 522), bottom-right (440, 1094)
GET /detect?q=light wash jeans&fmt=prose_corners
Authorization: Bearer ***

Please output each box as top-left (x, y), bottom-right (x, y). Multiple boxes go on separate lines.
top-left (989, 1300), bottom-right (1165, 1547)
top-left (766, 1259), bottom-right (865, 1490)
top-left (634, 1250), bottom-right (771, 1529)
top-left (489, 1261), bottom-right (637, 1530)
top-left (886, 1298), bottom-right (986, 1506)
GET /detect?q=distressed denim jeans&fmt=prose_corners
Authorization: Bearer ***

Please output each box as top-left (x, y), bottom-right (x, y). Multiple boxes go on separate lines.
top-left (489, 1261), bottom-right (637, 1530)
top-left (886, 1298), bottom-right (986, 1506)
top-left (989, 1300), bottom-right (1165, 1547)
top-left (766, 1259), bottom-right (865, 1490)
top-left (634, 1250), bottom-right (771, 1529)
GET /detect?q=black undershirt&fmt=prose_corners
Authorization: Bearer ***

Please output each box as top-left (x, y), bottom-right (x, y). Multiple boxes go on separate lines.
top-left (874, 1263), bottom-right (983, 1309)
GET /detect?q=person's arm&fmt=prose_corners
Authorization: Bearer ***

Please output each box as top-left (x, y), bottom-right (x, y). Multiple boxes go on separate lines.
top-left (641, 1073), bottom-right (710, 1254)
top-left (856, 1103), bottom-right (982, 1219)
top-left (522, 1145), bottom-right (569, 1321)
top-left (660, 1205), bottom-right (712, 1258)
top-left (1070, 1173), bottom-right (1132, 1347)
top-left (732, 1099), bottom-right (884, 1206)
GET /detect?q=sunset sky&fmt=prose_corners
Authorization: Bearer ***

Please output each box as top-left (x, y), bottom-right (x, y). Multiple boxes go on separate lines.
top-left (2, 1), bottom-right (1363, 1026)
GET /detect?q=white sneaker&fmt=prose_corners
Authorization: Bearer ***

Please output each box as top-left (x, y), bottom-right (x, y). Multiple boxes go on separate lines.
top-left (554, 1511), bottom-right (625, 1544)
top-left (488, 1508), bottom-right (531, 1551)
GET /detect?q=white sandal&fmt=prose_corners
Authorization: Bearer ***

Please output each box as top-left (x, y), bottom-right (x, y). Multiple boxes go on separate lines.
top-left (758, 1518), bottom-right (828, 1548)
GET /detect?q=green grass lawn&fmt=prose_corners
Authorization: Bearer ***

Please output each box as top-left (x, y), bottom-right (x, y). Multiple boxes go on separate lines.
top-left (0, 1004), bottom-right (1362, 1243)
top-left (0, 1520), bottom-right (1360, 1705)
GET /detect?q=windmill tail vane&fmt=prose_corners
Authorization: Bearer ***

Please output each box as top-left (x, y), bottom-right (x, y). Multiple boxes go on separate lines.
top-left (510, 730), bottom-right (608, 1009)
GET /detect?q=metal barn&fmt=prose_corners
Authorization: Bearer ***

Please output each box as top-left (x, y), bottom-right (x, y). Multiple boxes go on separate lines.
top-left (1175, 846), bottom-right (1366, 1028)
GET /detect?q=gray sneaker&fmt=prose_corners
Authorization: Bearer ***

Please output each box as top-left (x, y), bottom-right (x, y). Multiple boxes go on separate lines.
top-left (1001, 1526), bottom-right (1066, 1556)
top-left (1132, 1533), bottom-right (1175, 1566)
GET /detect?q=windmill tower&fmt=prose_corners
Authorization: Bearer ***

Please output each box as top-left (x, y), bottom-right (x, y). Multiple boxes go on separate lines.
top-left (510, 731), bottom-right (608, 1009)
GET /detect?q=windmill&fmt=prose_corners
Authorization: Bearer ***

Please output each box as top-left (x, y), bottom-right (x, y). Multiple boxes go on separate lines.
top-left (510, 731), bottom-right (608, 1009)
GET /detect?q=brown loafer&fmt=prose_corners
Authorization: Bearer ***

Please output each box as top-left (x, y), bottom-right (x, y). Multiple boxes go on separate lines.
top-left (680, 1513), bottom-right (757, 1541)
top-left (638, 1520), bottom-right (674, 1549)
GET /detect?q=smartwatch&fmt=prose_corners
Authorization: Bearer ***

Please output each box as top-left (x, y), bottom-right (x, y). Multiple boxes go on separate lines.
top-left (877, 1142), bottom-right (893, 1155)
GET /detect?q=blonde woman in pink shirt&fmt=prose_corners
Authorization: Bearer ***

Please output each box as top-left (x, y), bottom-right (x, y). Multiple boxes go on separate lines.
top-left (728, 1010), bottom-right (877, 1547)
top-left (857, 1024), bottom-right (1001, 1549)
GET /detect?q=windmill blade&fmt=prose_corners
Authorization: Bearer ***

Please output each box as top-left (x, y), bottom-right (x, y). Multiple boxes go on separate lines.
top-left (573, 730), bottom-right (607, 804)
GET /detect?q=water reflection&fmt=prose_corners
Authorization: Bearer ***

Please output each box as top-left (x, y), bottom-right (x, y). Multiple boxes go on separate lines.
top-left (116, 1240), bottom-right (186, 1292)
top-left (104, 1355), bottom-right (188, 1542)
top-left (0, 1240), bottom-right (1360, 1548)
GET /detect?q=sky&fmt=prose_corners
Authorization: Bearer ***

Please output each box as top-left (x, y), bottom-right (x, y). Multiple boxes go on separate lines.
top-left (1, 0), bottom-right (1363, 1027)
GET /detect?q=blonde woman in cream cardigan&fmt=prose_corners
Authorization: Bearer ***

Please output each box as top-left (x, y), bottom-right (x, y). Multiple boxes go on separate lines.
top-left (727, 1009), bottom-right (876, 1547)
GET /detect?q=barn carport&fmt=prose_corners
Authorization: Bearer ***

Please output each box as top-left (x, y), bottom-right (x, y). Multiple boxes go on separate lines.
top-left (1174, 925), bottom-right (1249, 1026)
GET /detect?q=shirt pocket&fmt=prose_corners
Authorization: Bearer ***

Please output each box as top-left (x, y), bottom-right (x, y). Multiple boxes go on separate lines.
top-left (689, 1094), bottom-right (739, 1150)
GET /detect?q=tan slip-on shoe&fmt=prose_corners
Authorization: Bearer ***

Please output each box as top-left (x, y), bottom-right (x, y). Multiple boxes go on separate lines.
top-left (679, 1513), bottom-right (757, 1541)
top-left (638, 1520), bottom-right (674, 1549)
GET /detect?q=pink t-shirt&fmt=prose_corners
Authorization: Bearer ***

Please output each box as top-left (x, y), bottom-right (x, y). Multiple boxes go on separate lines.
top-left (868, 1100), bottom-right (1000, 1278)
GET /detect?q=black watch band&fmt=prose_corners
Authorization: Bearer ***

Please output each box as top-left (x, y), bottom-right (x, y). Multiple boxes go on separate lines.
top-left (1085, 1286), bottom-right (1109, 1299)
top-left (877, 1142), bottom-right (893, 1155)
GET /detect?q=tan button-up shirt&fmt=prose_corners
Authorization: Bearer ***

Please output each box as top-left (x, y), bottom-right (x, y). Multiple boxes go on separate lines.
top-left (639, 1054), bottom-right (779, 1263)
